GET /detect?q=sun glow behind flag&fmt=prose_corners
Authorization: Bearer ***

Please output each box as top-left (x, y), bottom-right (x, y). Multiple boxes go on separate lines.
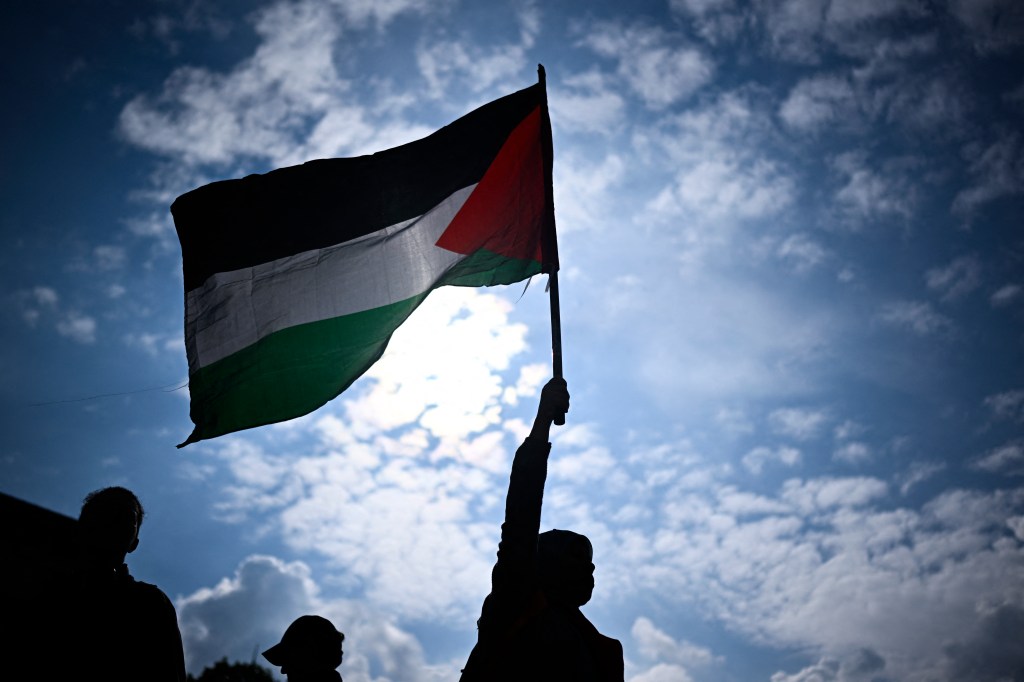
top-left (171, 72), bottom-right (557, 447)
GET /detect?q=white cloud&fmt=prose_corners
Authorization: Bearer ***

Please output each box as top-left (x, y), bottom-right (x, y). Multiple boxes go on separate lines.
top-left (935, 603), bottom-right (1024, 681)
top-left (56, 312), bottom-right (98, 344)
top-left (628, 663), bottom-right (695, 682)
top-left (769, 407), bottom-right (829, 440)
top-left (176, 554), bottom-right (456, 682)
top-left (947, 0), bottom-right (1024, 54)
top-left (122, 327), bottom-right (179, 361)
top-left (878, 70), bottom-right (970, 134)
top-left (777, 233), bottom-right (829, 272)
top-left (832, 152), bottom-right (916, 227)
top-left (299, 106), bottom-right (436, 162)
top-left (772, 658), bottom-right (842, 681)
top-left (952, 131), bottom-right (1024, 221)
top-left (760, 0), bottom-right (930, 62)
top-left (119, 0), bottom-right (434, 168)
top-left (413, 3), bottom-right (538, 99)
top-left (124, 331), bottom-right (170, 357)
top-left (552, 149), bottom-right (626, 234)
top-left (219, 440), bottom-right (297, 493)
top-left (925, 254), bottom-right (982, 301)
top-left (877, 300), bottom-right (952, 336)
top-left (548, 443), bottom-right (617, 482)
top-left (609, 271), bottom-right (832, 408)
top-left (780, 475), bottom-right (888, 512)
top-left (825, 0), bottom-right (924, 28)
top-left (649, 156), bottom-right (794, 224)
top-left (126, 5), bottom-right (233, 56)
top-left (347, 288), bottom-right (530, 446)
top-left (551, 69), bottom-right (627, 134)
top-left (1009, 516), bottom-right (1024, 541)
top-left (760, 0), bottom-right (828, 62)
top-left (576, 21), bottom-right (714, 109)
top-left (415, 38), bottom-right (529, 100)
top-left (717, 487), bottom-right (792, 516)
top-left (625, 472), bottom-right (1024, 681)
top-left (93, 245), bottom-right (127, 271)
top-left (670, 0), bottom-right (735, 15)
top-left (636, 89), bottom-right (797, 253)
top-left (898, 460), bottom-right (946, 495)
top-left (177, 555), bottom-right (322, 673)
top-left (971, 441), bottom-right (1024, 475)
top-left (990, 283), bottom-right (1023, 307)
top-left (123, 211), bottom-right (177, 240)
top-left (743, 445), bottom-right (802, 474)
top-left (771, 649), bottom-right (886, 681)
top-left (779, 74), bottom-right (857, 131)
top-left (769, 16), bottom-right (959, 138)
top-left (500, 362), bottom-right (548, 410)
top-left (632, 616), bottom-right (720, 669)
top-left (624, 281), bottom-right (830, 405)
top-left (328, 0), bottom-right (436, 28)
top-left (715, 407), bottom-right (755, 436)
top-left (984, 389), bottom-right (1024, 423)
top-left (823, 0), bottom-right (928, 57)
top-left (668, 0), bottom-right (744, 44)
top-left (32, 286), bottom-right (59, 306)
top-left (833, 419), bottom-right (865, 440)
top-left (18, 286), bottom-right (60, 327)
top-left (276, 449), bottom-right (503, 621)
top-left (206, 436), bottom-right (497, 627)
top-left (833, 441), bottom-right (871, 464)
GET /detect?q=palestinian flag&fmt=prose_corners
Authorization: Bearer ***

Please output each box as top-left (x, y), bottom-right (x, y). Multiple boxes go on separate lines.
top-left (171, 73), bottom-right (558, 447)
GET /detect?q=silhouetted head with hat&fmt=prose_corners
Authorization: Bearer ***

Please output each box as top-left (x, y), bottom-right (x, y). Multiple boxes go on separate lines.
top-left (262, 615), bottom-right (344, 681)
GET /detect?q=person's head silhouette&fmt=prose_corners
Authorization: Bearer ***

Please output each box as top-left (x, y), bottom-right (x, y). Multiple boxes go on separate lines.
top-left (77, 486), bottom-right (144, 573)
top-left (263, 615), bottom-right (345, 681)
top-left (538, 529), bottom-right (595, 607)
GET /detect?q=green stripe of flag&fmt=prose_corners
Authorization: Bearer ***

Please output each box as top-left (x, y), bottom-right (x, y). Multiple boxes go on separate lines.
top-left (187, 295), bottom-right (427, 445)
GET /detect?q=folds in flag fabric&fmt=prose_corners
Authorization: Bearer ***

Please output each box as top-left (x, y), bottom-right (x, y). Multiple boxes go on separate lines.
top-left (171, 73), bottom-right (558, 447)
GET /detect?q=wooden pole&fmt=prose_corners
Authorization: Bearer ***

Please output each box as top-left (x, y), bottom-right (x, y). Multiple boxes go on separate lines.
top-left (538, 64), bottom-right (565, 425)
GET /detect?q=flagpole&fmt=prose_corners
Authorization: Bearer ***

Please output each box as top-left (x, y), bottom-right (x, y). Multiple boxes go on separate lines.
top-left (549, 270), bottom-right (564, 382)
top-left (538, 63), bottom-right (565, 425)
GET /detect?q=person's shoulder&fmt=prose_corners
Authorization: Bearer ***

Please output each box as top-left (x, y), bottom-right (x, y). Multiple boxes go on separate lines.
top-left (132, 578), bottom-right (172, 599)
top-left (125, 575), bottom-right (177, 608)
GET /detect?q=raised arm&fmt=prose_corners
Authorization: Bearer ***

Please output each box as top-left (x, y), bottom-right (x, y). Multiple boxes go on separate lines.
top-left (461, 379), bottom-right (571, 679)
top-left (490, 378), bottom-right (569, 598)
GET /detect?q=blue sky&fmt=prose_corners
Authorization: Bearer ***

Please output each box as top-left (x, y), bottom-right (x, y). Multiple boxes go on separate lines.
top-left (3, 1), bottom-right (1024, 680)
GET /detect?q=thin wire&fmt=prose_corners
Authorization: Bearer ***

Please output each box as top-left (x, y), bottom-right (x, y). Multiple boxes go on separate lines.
top-left (26, 379), bottom-right (189, 407)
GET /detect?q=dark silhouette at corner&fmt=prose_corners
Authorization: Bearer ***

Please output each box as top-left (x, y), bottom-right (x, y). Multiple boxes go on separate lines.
top-left (262, 614), bottom-right (345, 682)
top-left (1, 491), bottom-right (77, 674)
top-left (22, 486), bottom-right (186, 681)
top-left (460, 378), bottom-right (624, 682)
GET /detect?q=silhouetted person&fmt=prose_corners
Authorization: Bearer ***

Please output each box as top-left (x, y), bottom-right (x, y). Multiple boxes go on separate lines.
top-left (262, 614), bottom-right (345, 682)
top-left (45, 486), bottom-right (187, 681)
top-left (460, 378), bottom-right (624, 682)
